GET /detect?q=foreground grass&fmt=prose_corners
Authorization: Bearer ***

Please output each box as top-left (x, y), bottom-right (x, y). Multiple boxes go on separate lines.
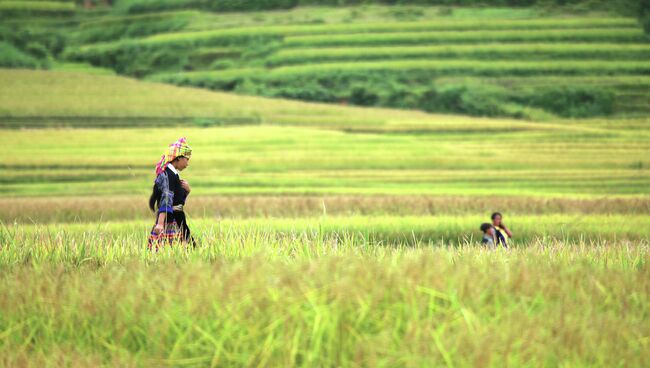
top-left (2, 216), bottom-right (649, 263)
top-left (0, 240), bottom-right (647, 367)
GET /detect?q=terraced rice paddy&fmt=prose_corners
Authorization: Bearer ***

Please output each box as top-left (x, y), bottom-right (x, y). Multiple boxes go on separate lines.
top-left (8, 4), bottom-right (649, 118)
top-left (266, 43), bottom-right (650, 65)
top-left (72, 12), bottom-right (643, 117)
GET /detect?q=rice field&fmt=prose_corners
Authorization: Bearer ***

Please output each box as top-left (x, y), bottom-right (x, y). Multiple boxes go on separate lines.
top-left (2, 70), bottom-right (649, 199)
top-left (5, 215), bottom-right (650, 245)
top-left (9, 68), bottom-right (636, 129)
top-left (282, 28), bottom-right (647, 47)
top-left (3, 123), bottom-right (650, 197)
top-left (69, 17), bottom-right (643, 50)
top-left (0, 228), bottom-right (647, 366)
top-left (2, 4), bottom-right (650, 362)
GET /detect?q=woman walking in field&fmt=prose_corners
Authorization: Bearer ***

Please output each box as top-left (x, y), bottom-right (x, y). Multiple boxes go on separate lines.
top-left (148, 137), bottom-right (195, 249)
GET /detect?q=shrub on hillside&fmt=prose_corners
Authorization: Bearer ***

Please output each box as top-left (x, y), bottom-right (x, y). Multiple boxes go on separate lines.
top-left (113, 0), bottom-right (298, 13)
top-left (0, 26), bottom-right (64, 57)
top-left (64, 45), bottom-right (151, 74)
top-left (74, 13), bottom-right (191, 44)
top-left (207, 0), bottom-right (298, 11)
top-left (530, 86), bottom-right (615, 117)
top-left (383, 7), bottom-right (425, 21)
top-left (349, 86), bottom-right (379, 106)
top-left (419, 83), bottom-right (508, 117)
top-left (385, 84), bottom-right (421, 109)
top-left (0, 42), bottom-right (45, 68)
top-left (297, 1), bottom-right (538, 5)
top-left (210, 59), bottom-right (236, 70)
top-left (419, 82), bottom-right (615, 118)
top-left (638, 0), bottom-right (650, 34)
top-left (65, 43), bottom-right (192, 76)
top-left (458, 86), bottom-right (509, 117)
top-left (264, 81), bottom-right (338, 102)
top-left (113, 0), bottom-right (204, 14)
top-left (642, 14), bottom-right (650, 34)
top-left (0, 26), bottom-right (60, 68)
top-left (419, 85), bottom-right (461, 114)
top-left (24, 42), bottom-right (50, 60)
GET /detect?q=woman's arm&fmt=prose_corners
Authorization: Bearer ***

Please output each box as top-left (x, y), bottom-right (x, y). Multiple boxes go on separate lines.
top-left (181, 179), bottom-right (191, 195)
top-left (502, 224), bottom-right (513, 238)
top-left (153, 212), bottom-right (166, 235)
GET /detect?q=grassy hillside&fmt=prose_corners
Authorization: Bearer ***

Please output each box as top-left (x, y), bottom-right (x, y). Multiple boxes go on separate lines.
top-left (1, 70), bottom-right (648, 205)
top-left (0, 68), bottom-right (588, 130)
top-left (2, 3), bottom-right (649, 119)
top-left (0, 68), bottom-right (530, 130)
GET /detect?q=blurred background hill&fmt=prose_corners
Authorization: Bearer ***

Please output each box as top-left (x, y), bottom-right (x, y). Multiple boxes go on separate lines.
top-left (2, 0), bottom-right (649, 120)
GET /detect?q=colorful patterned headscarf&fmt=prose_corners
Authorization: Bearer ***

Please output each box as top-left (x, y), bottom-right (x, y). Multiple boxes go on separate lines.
top-left (155, 137), bottom-right (192, 175)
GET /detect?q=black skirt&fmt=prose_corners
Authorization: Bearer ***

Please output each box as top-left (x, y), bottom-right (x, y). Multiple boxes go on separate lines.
top-left (172, 210), bottom-right (195, 246)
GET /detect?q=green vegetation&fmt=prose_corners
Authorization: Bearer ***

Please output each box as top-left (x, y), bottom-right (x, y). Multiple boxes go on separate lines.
top-left (264, 59), bottom-right (650, 77)
top-left (283, 28), bottom-right (646, 47)
top-left (2, 2), bottom-right (649, 118)
top-left (1, 2), bottom-right (649, 364)
top-left (112, 0), bottom-right (299, 15)
top-left (5, 215), bottom-right (650, 243)
top-left (56, 11), bottom-right (650, 119)
top-left (641, 0), bottom-right (650, 34)
top-left (0, 229), bottom-right (647, 366)
top-left (0, 25), bottom-right (64, 68)
top-left (0, 1), bottom-right (75, 17)
top-left (267, 43), bottom-right (650, 65)
top-left (0, 41), bottom-right (46, 68)
top-left (71, 10), bottom-right (196, 44)
top-left (106, 0), bottom-right (649, 16)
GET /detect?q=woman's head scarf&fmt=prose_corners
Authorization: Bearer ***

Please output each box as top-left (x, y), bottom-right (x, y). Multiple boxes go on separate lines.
top-left (155, 137), bottom-right (192, 175)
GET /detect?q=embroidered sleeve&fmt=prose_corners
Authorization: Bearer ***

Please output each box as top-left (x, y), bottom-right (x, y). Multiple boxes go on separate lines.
top-left (155, 172), bottom-right (174, 214)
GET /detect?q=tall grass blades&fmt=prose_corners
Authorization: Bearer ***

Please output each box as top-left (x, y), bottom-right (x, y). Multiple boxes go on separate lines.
top-left (0, 237), bottom-right (647, 366)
